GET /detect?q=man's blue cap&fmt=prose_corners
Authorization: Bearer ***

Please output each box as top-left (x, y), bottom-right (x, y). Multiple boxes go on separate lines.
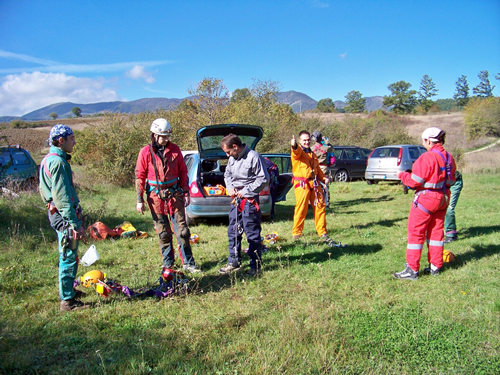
top-left (48, 124), bottom-right (74, 143)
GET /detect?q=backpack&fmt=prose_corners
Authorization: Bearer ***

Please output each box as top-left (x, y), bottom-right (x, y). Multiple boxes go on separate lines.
top-left (264, 158), bottom-right (279, 189)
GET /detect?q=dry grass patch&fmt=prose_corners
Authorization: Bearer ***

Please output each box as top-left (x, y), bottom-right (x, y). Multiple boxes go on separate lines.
top-left (462, 143), bottom-right (500, 174)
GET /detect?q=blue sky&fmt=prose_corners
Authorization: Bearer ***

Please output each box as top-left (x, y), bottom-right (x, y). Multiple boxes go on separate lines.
top-left (0, 0), bottom-right (499, 116)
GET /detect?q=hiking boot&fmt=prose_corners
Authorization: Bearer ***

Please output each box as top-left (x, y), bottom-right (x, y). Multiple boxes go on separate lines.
top-left (219, 264), bottom-right (241, 274)
top-left (444, 236), bottom-right (457, 244)
top-left (423, 265), bottom-right (441, 276)
top-left (60, 298), bottom-right (89, 312)
top-left (246, 268), bottom-right (261, 277)
top-left (393, 264), bottom-right (419, 280)
top-left (182, 264), bottom-right (202, 273)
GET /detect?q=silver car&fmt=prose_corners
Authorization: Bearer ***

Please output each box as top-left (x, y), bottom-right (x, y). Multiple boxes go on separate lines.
top-left (365, 144), bottom-right (427, 185)
top-left (183, 124), bottom-right (293, 225)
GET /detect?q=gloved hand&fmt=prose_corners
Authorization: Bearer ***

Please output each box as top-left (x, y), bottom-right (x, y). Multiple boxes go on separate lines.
top-left (74, 226), bottom-right (86, 241)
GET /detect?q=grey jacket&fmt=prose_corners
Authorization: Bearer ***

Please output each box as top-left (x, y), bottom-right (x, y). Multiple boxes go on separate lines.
top-left (224, 145), bottom-right (269, 198)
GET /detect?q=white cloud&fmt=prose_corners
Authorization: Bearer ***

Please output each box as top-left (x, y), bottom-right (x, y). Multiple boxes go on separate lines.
top-left (0, 49), bottom-right (173, 75)
top-left (340, 52), bottom-right (348, 59)
top-left (311, 0), bottom-right (329, 8)
top-left (125, 65), bottom-right (156, 83)
top-left (0, 72), bottom-right (121, 116)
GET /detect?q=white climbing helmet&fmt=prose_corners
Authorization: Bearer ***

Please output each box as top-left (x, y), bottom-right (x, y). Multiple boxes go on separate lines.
top-left (150, 118), bottom-right (172, 136)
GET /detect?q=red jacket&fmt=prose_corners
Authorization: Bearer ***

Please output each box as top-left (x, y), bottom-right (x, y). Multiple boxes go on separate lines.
top-left (399, 144), bottom-right (456, 192)
top-left (135, 142), bottom-right (189, 200)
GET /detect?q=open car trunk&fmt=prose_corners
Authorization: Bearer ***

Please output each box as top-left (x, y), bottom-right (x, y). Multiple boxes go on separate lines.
top-left (198, 158), bottom-right (229, 197)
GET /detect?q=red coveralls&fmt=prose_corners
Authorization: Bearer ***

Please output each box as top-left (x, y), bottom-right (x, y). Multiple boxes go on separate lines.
top-left (135, 142), bottom-right (194, 268)
top-left (398, 144), bottom-right (456, 271)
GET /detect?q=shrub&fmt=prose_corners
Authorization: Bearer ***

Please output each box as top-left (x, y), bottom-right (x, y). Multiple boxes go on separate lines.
top-left (10, 120), bottom-right (27, 129)
top-left (464, 97), bottom-right (500, 139)
top-left (72, 113), bottom-right (162, 186)
top-left (322, 111), bottom-right (416, 148)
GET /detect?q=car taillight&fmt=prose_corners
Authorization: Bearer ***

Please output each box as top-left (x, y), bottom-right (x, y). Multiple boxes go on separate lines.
top-left (367, 149), bottom-right (375, 166)
top-left (397, 148), bottom-right (403, 166)
top-left (189, 180), bottom-right (203, 197)
top-left (259, 186), bottom-right (270, 196)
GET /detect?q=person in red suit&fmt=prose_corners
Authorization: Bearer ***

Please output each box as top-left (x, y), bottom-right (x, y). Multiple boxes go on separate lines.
top-left (393, 127), bottom-right (456, 280)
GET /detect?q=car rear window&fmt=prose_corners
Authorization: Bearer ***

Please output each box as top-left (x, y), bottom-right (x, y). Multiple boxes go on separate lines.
top-left (12, 151), bottom-right (31, 165)
top-left (371, 147), bottom-right (401, 158)
top-left (343, 149), bottom-right (363, 160)
top-left (0, 152), bottom-right (11, 166)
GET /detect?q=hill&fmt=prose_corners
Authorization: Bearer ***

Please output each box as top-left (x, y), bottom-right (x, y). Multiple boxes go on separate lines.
top-left (0, 91), bottom-right (389, 121)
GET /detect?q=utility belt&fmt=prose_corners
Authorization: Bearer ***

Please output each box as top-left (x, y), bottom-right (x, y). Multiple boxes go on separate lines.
top-left (148, 178), bottom-right (183, 202)
top-left (293, 176), bottom-right (313, 189)
top-left (293, 175), bottom-right (324, 207)
top-left (232, 196), bottom-right (260, 212)
top-left (412, 189), bottom-right (448, 215)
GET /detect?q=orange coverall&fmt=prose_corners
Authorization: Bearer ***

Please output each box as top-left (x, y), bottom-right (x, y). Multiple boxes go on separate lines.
top-left (291, 145), bottom-right (328, 237)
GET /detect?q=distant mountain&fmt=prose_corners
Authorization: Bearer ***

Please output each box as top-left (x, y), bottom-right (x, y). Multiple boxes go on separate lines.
top-left (0, 91), bottom-right (387, 122)
top-left (332, 96), bottom-right (385, 112)
top-left (20, 98), bottom-right (184, 121)
top-left (276, 91), bottom-right (318, 112)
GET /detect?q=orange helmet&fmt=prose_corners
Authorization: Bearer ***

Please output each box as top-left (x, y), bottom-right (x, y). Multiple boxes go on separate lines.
top-left (443, 250), bottom-right (456, 263)
top-left (81, 270), bottom-right (106, 288)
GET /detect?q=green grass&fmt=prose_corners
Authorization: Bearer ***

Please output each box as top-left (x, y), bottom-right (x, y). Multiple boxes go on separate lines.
top-left (1, 174), bottom-right (499, 374)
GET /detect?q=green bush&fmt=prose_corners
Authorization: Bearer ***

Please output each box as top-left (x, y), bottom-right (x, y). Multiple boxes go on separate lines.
top-left (72, 113), bottom-right (162, 186)
top-left (305, 111), bottom-right (416, 148)
top-left (9, 120), bottom-right (27, 129)
top-left (464, 97), bottom-right (500, 139)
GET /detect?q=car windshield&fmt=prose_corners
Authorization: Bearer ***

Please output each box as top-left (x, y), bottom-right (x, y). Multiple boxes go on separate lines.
top-left (200, 134), bottom-right (260, 156)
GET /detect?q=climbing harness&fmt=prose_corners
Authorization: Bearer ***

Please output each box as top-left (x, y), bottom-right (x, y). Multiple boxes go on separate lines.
top-left (73, 269), bottom-right (190, 299)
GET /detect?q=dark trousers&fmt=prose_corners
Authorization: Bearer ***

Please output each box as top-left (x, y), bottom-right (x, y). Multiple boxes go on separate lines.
top-left (228, 200), bottom-right (262, 269)
top-left (149, 198), bottom-right (195, 268)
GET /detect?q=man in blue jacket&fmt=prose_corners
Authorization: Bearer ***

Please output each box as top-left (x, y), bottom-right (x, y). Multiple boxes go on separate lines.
top-left (39, 124), bottom-right (87, 311)
top-left (219, 134), bottom-right (269, 276)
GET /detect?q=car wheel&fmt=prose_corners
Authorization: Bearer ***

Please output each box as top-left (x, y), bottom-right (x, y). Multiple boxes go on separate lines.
top-left (334, 169), bottom-right (349, 182)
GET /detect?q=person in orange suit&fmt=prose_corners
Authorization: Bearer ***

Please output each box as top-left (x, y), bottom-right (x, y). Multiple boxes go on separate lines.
top-left (393, 127), bottom-right (456, 280)
top-left (291, 131), bottom-right (330, 240)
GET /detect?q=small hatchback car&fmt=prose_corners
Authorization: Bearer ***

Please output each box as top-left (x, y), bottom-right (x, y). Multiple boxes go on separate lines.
top-left (183, 124), bottom-right (293, 225)
top-left (329, 146), bottom-right (372, 182)
top-left (0, 145), bottom-right (39, 187)
top-left (365, 144), bottom-right (427, 185)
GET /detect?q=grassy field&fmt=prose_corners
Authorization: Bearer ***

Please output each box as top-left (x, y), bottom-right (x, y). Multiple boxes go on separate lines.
top-left (1, 172), bottom-right (499, 374)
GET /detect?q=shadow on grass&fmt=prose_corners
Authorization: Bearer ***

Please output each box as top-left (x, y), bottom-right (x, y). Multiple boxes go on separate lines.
top-left (332, 194), bottom-right (395, 209)
top-left (448, 243), bottom-right (500, 271)
top-left (355, 216), bottom-right (407, 229)
top-left (192, 241), bottom-right (383, 293)
top-left (462, 225), bottom-right (500, 238)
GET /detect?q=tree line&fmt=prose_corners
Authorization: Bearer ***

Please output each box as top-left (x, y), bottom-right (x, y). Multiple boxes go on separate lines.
top-left (316, 69), bottom-right (500, 114)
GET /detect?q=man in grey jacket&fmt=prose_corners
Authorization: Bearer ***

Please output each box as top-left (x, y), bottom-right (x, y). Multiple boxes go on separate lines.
top-left (219, 134), bottom-right (269, 276)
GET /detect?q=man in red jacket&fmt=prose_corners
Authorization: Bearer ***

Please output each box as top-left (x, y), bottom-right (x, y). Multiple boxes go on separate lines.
top-left (393, 127), bottom-right (456, 280)
top-left (135, 118), bottom-right (200, 274)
